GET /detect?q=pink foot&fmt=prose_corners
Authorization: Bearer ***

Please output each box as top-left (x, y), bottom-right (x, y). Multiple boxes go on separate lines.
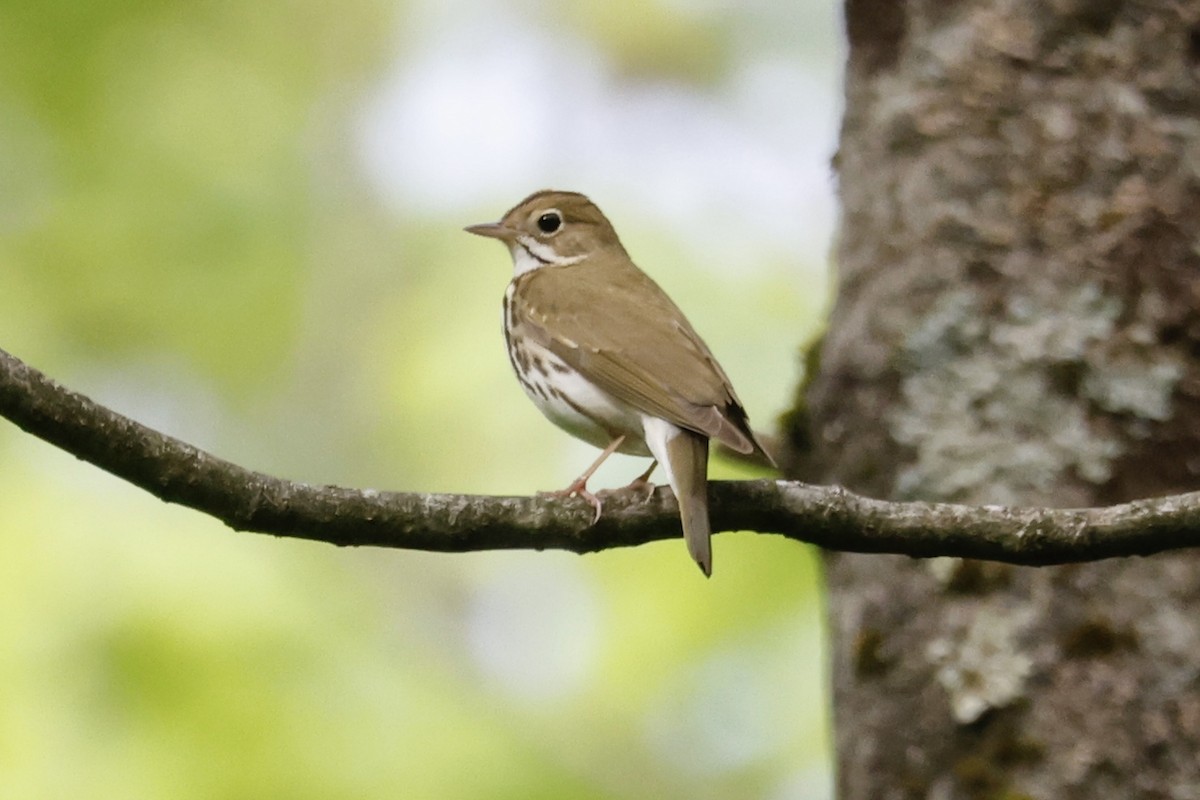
top-left (539, 477), bottom-right (603, 524)
top-left (625, 476), bottom-right (657, 502)
top-left (623, 462), bottom-right (658, 502)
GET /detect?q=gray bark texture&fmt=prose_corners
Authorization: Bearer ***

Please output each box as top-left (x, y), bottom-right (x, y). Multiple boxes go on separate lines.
top-left (806, 2), bottom-right (1200, 798)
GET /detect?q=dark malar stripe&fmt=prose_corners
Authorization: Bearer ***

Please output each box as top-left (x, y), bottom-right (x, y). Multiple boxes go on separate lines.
top-left (518, 242), bottom-right (552, 265)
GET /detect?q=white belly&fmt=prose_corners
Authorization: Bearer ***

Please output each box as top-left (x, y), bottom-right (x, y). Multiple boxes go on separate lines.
top-left (513, 340), bottom-right (651, 457)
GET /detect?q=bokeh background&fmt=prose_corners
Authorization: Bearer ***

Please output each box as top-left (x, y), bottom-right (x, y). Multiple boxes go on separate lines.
top-left (0, 0), bottom-right (841, 797)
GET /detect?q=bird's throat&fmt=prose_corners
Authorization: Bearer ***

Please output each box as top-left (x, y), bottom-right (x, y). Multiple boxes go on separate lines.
top-left (510, 236), bottom-right (585, 276)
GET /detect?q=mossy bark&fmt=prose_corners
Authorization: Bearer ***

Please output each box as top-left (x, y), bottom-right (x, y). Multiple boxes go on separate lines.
top-left (807, 2), bottom-right (1200, 797)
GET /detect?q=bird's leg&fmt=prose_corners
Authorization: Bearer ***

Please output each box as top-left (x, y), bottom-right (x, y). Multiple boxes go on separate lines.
top-left (623, 460), bottom-right (658, 502)
top-left (598, 460), bottom-right (657, 501)
top-left (540, 435), bottom-right (625, 523)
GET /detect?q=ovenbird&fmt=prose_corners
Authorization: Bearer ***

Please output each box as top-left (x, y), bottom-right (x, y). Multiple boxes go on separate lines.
top-left (466, 189), bottom-right (772, 576)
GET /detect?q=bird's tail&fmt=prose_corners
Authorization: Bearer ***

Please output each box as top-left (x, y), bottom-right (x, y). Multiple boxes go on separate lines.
top-left (664, 428), bottom-right (712, 577)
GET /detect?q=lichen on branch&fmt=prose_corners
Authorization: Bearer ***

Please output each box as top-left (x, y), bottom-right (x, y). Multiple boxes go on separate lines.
top-left (3, 347), bottom-right (1200, 566)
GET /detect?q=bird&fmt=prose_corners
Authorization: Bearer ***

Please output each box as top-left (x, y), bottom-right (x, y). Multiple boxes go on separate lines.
top-left (466, 189), bottom-right (773, 576)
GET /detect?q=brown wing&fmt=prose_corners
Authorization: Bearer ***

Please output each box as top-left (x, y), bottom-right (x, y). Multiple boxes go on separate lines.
top-left (513, 258), bottom-right (768, 457)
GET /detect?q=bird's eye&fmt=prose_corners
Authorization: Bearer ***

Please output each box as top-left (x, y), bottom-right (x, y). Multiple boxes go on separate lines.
top-left (537, 211), bottom-right (562, 234)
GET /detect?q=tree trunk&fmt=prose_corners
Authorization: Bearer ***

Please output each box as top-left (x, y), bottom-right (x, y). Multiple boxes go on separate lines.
top-left (803, 3), bottom-right (1200, 797)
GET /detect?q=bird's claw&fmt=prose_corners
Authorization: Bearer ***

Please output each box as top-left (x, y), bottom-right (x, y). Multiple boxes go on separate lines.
top-left (624, 476), bottom-right (657, 503)
top-left (539, 478), bottom-right (603, 524)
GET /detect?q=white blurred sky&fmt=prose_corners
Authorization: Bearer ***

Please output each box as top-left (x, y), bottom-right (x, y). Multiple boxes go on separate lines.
top-left (356, 0), bottom-right (842, 275)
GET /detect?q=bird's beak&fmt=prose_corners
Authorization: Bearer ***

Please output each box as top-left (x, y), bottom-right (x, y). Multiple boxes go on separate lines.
top-left (464, 221), bottom-right (513, 241)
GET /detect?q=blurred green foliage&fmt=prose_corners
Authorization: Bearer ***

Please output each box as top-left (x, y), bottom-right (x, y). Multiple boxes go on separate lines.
top-left (0, 0), bottom-right (832, 797)
top-left (0, 0), bottom-right (391, 387)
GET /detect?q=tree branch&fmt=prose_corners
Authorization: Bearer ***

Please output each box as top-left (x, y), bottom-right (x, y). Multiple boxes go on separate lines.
top-left (3, 347), bottom-right (1200, 566)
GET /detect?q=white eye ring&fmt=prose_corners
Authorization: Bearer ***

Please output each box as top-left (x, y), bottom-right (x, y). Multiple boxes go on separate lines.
top-left (535, 209), bottom-right (563, 235)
